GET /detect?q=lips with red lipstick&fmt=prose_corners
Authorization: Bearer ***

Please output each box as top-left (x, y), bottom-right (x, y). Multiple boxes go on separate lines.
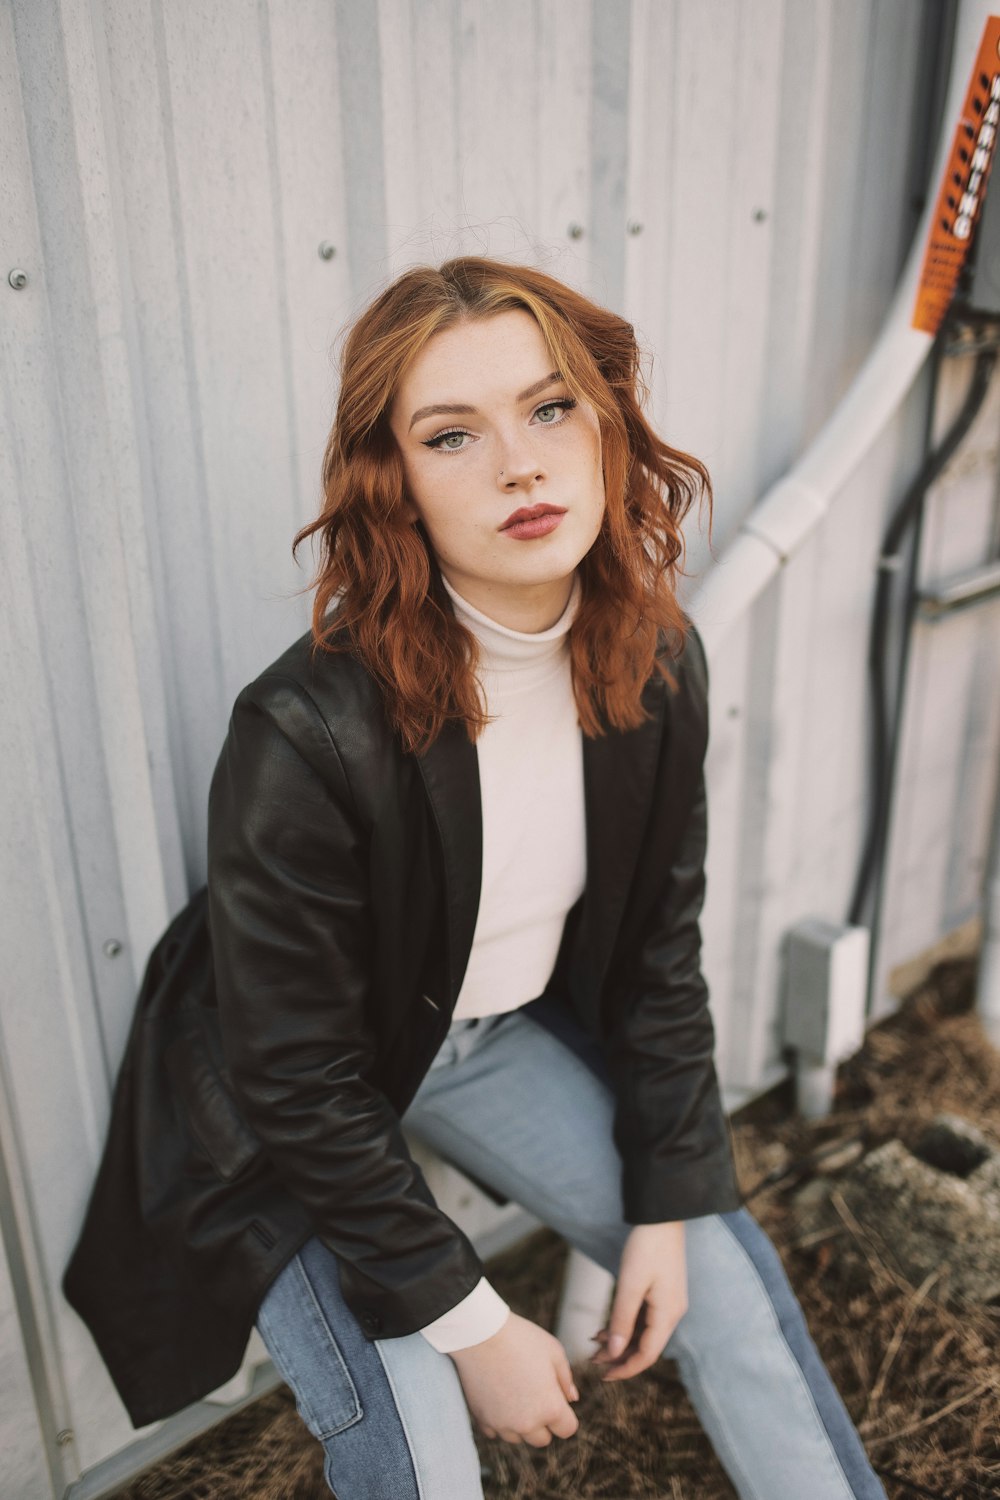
top-left (498, 503), bottom-right (568, 540)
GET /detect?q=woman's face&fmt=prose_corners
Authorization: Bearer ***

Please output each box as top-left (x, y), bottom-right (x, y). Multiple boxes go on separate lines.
top-left (388, 308), bottom-right (606, 631)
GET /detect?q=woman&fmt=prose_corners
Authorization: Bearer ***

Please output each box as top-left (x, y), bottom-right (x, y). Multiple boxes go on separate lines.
top-left (66, 256), bottom-right (886, 1498)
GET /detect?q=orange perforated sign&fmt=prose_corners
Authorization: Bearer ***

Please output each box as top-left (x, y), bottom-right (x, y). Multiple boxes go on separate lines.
top-left (913, 14), bottom-right (1000, 333)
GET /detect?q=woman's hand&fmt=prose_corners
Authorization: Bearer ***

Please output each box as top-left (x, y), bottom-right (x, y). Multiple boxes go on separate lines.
top-left (590, 1221), bottom-right (688, 1381)
top-left (449, 1311), bottom-right (580, 1447)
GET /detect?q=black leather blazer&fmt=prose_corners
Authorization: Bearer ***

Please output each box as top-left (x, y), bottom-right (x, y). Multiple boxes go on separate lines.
top-left (63, 616), bottom-right (741, 1428)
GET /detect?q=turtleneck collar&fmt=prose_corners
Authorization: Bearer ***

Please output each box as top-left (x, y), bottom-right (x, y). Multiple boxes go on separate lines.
top-left (440, 571), bottom-right (581, 672)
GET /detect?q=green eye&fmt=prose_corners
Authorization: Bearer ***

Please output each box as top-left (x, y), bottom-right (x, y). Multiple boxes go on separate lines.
top-left (533, 398), bottom-right (577, 425)
top-left (423, 428), bottom-right (473, 452)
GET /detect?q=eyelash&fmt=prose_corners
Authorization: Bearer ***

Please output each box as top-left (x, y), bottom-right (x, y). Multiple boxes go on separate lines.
top-left (422, 398), bottom-right (578, 454)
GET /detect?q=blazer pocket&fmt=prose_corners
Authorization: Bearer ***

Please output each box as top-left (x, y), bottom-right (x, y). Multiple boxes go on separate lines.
top-left (164, 1030), bottom-right (262, 1182)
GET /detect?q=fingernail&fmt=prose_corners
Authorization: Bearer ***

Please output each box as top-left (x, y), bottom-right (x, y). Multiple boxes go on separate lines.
top-left (570, 1384), bottom-right (579, 1400)
top-left (608, 1333), bottom-right (626, 1358)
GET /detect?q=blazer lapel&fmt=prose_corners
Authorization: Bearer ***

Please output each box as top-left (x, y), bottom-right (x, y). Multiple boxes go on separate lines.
top-left (414, 719), bottom-right (483, 1010)
top-left (580, 673), bottom-right (669, 987)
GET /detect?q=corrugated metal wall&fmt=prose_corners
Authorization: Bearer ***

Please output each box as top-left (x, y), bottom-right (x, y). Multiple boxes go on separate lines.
top-left (702, 354), bottom-right (1000, 1096)
top-left (4, 1), bottom-right (997, 1494)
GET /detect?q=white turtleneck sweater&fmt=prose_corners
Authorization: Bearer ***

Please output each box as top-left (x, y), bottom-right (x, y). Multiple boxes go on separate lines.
top-left (417, 571), bottom-right (588, 1354)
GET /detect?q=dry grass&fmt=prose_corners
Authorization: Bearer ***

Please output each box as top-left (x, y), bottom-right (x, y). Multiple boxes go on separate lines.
top-left (114, 956), bottom-right (1000, 1499)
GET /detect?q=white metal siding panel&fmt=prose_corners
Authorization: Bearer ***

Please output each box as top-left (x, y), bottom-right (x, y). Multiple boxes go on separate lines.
top-left (157, 3), bottom-right (313, 697)
top-left (757, 0), bottom-right (837, 499)
top-left (638, 1), bottom-right (740, 518)
top-left (713, 0), bottom-right (786, 546)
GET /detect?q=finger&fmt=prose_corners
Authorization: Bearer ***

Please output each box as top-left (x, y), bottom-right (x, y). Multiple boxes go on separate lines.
top-left (555, 1355), bottom-right (580, 1403)
top-left (601, 1320), bottom-right (670, 1380)
top-left (523, 1426), bottom-right (553, 1449)
top-left (548, 1407), bottom-right (580, 1440)
top-left (591, 1328), bottom-right (638, 1363)
top-left (480, 1425), bottom-right (497, 1440)
top-left (592, 1301), bottom-right (647, 1364)
top-left (598, 1281), bottom-right (645, 1361)
top-left (600, 1304), bottom-right (680, 1382)
top-left (498, 1428), bottom-right (523, 1445)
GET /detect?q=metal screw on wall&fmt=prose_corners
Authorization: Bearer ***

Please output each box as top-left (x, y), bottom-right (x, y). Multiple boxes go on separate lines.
top-left (103, 939), bottom-right (123, 959)
top-left (752, 208), bottom-right (768, 223)
top-left (627, 221), bottom-right (644, 236)
top-left (567, 223), bottom-right (584, 240)
top-left (318, 242), bottom-right (337, 260)
top-left (8, 268), bottom-right (28, 289)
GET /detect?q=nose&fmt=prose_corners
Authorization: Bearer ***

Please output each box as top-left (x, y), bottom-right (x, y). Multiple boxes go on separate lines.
top-left (496, 432), bottom-right (546, 490)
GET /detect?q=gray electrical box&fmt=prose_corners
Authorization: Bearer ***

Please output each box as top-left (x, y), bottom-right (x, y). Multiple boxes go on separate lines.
top-left (781, 919), bottom-right (870, 1065)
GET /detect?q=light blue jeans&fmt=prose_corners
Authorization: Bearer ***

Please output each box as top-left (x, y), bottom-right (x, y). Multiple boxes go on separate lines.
top-left (256, 1008), bottom-right (887, 1499)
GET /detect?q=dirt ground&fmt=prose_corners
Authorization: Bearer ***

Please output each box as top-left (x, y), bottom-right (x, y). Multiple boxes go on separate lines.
top-left (113, 955), bottom-right (999, 1499)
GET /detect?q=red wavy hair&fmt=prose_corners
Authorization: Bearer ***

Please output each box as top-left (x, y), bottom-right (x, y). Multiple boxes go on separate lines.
top-left (293, 256), bottom-right (713, 754)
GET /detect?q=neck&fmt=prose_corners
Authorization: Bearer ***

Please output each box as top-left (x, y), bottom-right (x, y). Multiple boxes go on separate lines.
top-left (436, 570), bottom-right (575, 633)
top-left (439, 571), bottom-right (580, 667)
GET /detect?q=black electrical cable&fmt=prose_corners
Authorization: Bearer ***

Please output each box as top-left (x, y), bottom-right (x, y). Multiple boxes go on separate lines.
top-left (850, 328), bottom-right (941, 1007)
top-left (847, 339), bottom-right (998, 935)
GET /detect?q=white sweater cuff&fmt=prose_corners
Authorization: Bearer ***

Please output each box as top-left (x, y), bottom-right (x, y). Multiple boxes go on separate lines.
top-left (417, 1277), bottom-right (511, 1353)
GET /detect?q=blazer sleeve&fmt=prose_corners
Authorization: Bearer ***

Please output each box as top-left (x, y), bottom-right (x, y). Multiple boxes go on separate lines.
top-left (206, 674), bottom-right (486, 1338)
top-left (603, 627), bottom-right (743, 1224)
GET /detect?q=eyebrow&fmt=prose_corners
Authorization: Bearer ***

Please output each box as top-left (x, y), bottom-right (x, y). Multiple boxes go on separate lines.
top-left (408, 371), bottom-right (564, 431)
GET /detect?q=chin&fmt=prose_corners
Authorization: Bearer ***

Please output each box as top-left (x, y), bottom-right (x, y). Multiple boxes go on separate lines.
top-left (505, 549), bottom-right (581, 584)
